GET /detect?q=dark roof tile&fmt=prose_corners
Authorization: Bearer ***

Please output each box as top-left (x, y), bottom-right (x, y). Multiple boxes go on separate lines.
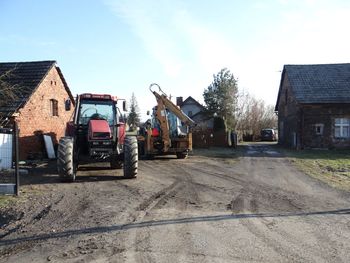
top-left (0, 60), bottom-right (70, 119)
top-left (284, 63), bottom-right (350, 103)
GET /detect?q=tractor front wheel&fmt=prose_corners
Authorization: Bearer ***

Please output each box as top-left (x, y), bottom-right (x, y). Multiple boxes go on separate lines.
top-left (123, 136), bottom-right (138, 178)
top-left (57, 137), bottom-right (76, 182)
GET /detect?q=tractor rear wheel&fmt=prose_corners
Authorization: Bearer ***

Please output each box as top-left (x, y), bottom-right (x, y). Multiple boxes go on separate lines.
top-left (123, 136), bottom-right (138, 178)
top-left (57, 137), bottom-right (76, 182)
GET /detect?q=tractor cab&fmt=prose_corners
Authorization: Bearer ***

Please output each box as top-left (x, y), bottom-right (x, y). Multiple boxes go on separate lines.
top-left (149, 106), bottom-right (188, 139)
top-left (72, 94), bottom-right (125, 159)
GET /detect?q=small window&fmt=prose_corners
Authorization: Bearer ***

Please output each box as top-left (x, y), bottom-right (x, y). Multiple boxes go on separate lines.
top-left (315, 124), bottom-right (324, 135)
top-left (188, 111), bottom-right (193, 117)
top-left (334, 118), bottom-right (350, 138)
top-left (50, 99), bottom-right (58, 116)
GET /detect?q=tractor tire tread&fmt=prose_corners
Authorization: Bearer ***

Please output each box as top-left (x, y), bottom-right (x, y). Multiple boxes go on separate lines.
top-left (123, 136), bottom-right (138, 178)
top-left (57, 137), bottom-right (76, 182)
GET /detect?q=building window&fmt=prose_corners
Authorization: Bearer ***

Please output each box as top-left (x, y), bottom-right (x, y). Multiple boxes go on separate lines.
top-left (315, 124), bottom-right (324, 135)
top-left (334, 118), bottom-right (350, 138)
top-left (188, 111), bottom-right (193, 117)
top-left (50, 99), bottom-right (58, 116)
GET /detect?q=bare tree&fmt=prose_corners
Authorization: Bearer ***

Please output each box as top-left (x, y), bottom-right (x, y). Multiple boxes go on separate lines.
top-left (0, 69), bottom-right (20, 107)
top-left (0, 68), bottom-right (31, 126)
top-left (235, 91), bottom-right (277, 141)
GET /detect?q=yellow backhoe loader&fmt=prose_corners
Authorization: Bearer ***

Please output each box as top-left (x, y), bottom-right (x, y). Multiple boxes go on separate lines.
top-left (138, 83), bottom-right (196, 159)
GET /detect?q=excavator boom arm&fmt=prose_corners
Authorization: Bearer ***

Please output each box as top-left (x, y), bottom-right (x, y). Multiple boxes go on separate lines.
top-left (150, 83), bottom-right (196, 127)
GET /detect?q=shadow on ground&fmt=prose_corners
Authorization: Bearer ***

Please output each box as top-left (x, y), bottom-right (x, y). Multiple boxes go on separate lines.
top-left (17, 160), bottom-right (127, 186)
top-left (1, 207), bottom-right (349, 246)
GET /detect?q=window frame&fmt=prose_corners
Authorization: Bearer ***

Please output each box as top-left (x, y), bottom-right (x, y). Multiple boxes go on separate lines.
top-left (50, 99), bottom-right (59, 117)
top-left (314, 123), bottom-right (324, 135)
top-left (334, 118), bottom-right (350, 138)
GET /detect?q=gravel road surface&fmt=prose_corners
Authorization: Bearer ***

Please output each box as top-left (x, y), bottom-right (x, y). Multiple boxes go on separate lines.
top-left (0, 143), bottom-right (349, 262)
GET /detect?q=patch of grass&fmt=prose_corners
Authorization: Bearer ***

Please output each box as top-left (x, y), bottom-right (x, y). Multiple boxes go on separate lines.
top-left (0, 195), bottom-right (17, 208)
top-left (283, 149), bottom-right (350, 191)
top-left (0, 185), bottom-right (44, 209)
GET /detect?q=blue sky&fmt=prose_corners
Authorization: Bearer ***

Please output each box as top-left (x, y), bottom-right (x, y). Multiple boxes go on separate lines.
top-left (1, 0), bottom-right (350, 120)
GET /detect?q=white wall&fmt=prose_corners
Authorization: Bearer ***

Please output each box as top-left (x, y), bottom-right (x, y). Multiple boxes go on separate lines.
top-left (0, 133), bottom-right (13, 169)
top-left (181, 100), bottom-right (202, 117)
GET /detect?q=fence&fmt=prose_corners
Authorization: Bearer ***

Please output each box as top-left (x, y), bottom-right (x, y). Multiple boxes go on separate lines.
top-left (192, 129), bottom-right (237, 148)
top-left (0, 122), bottom-right (19, 195)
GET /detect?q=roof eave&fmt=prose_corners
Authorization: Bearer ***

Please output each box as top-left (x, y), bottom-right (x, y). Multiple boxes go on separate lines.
top-left (182, 96), bottom-right (206, 111)
top-left (56, 66), bottom-right (75, 105)
top-left (274, 67), bottom-right (286, 112)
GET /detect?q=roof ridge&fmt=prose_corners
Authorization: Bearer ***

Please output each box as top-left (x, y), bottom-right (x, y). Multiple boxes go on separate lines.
top-left (284, 62), bottom-right (350, 67)
top-left (0, 60), bottom-right (56, 64)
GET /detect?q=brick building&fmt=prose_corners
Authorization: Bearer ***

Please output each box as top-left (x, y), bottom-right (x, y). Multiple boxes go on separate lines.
top-left (275, 63), bottom-right (350, 149)
top-left (0, 61), bottom-right (75, 159)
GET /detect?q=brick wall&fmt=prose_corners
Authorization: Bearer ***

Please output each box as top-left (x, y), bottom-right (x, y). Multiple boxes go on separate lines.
top-left (16, 67), bottom-right (74, 159)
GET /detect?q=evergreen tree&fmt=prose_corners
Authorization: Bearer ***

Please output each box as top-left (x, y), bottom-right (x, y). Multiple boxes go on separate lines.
top-left (127, 92), bottom-right (140, 131)
top-left (203, 68), bottom-right (238, 130)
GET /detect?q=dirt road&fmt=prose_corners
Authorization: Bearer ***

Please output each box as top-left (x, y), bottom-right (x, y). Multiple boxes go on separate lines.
top-left (1, 143), bottom-right (349, 262)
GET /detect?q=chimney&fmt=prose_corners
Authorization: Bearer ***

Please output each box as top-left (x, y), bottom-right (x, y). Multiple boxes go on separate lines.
top-left (176, 96), bottom-right (183, 106)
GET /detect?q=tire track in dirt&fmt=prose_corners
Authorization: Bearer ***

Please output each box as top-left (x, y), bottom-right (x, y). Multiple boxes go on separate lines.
top-left (131, 161), bottom-right (201, 218)
top-left (232, 193), bottom-right (309, 262)
top-left (188, 155), bottom-right (343, 262)
top-left (135, 179), bottom-right (183, 216)
top-left (129, 161), bottom-right (203, 262)
top-left (0, 189), bottom-right (93, 261)
top-left (225, 168), bottom-right (343, 262)
top-left (122, 168), bottom-right (183, 262)
top-left (183, 160), bottom-right (247, 185)
top-left (257, 215), bottom-right (344, 262)
top-left (237, 196), bottom-right (343, 262)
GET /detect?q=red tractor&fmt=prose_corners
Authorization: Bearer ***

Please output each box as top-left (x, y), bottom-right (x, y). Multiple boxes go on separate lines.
top-left (57, 93), bottom-right (138, 182)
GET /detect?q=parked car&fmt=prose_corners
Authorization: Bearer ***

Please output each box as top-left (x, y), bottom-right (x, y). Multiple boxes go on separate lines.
top-left (261, 129), bottom-right (278, 141)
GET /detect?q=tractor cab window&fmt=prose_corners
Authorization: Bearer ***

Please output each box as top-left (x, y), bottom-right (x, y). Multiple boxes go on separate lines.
top-left (78, 100), bottom-right (115, 125)
top-left (167, 111), bottom-right (187, 138)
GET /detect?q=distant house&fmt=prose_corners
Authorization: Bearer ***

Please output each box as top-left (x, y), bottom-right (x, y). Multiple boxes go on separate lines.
top-left (176, 96), bottom-right (213, 129)
top-left (0, 61), bottom-right (75, 159)
top-left (275, 63), bottom-right (350, 149)
top-left (176, 96), bottom-right (234, 147)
